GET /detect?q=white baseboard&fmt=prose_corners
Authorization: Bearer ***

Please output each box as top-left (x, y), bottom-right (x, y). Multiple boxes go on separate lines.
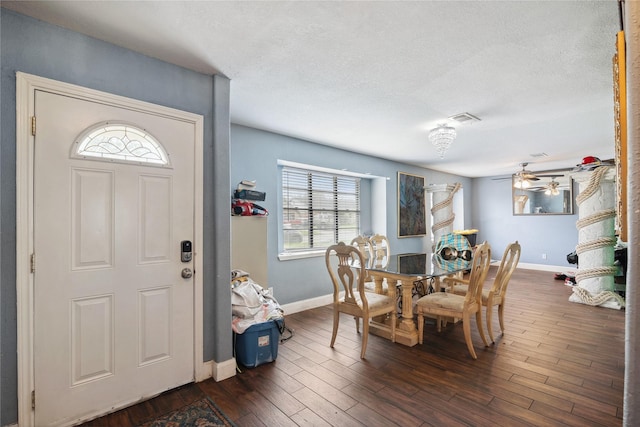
top-left (280, 293), bottom-right (333, 314)
top-left (517, 262), bottom-right (575, 273)
top-left (210, 358), bottom-right (237, 382)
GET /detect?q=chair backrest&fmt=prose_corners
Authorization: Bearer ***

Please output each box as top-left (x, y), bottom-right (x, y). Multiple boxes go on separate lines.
top-left (463, 241), bottom-right (492, 305)
top-left (490, 241), bottom-right (521, 299)
top-left (325, 242), bottom-right (367, 307)
top-left (369, 234), bottom-right (390, 269)
top-left (350, 235), bottom-right (374, 268)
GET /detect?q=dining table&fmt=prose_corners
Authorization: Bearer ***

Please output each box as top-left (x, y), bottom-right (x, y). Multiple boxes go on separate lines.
top-left (366, 253), bottom-right (471, 347)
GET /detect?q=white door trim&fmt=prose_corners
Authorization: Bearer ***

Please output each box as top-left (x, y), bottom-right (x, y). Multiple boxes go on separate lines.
top-left (15, 72), bottom-right (206, 426)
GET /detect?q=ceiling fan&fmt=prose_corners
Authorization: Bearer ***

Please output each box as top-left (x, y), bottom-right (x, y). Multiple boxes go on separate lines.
top-left (512, 163), bottom-right (539, 189)
top-left (492, 162), bottom-right (537, 183)
top-left (510, 163), bottom-right (567, 190)
top-left (513, 163), bottom-right (539, 180)
top-left (493, 162), bottom-right (565, 188)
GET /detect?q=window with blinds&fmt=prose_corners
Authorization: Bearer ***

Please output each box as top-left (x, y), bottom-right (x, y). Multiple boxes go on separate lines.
top-left (282, 167), bottom-right (360, 252)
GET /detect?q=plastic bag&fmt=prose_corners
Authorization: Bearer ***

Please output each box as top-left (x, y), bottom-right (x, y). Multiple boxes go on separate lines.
top-left (231, 270), bottom-right (283, 334)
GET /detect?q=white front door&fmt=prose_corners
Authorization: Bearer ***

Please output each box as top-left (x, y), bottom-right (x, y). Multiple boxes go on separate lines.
top-left (33, 89), bottom-right (197, 426)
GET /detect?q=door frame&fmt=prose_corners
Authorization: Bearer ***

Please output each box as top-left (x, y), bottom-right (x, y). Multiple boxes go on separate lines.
top-left (15, 72), bottom-right (205, 426)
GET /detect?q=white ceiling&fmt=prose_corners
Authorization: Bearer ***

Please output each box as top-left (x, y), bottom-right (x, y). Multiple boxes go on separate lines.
top-left (2, 0), bottom-right (621, 177)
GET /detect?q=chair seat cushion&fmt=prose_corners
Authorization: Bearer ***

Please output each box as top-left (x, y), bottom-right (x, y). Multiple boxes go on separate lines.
top-left (343, 292), bottom-right (394, 311)
top-left (416, 292), bottom-right (465, 311)
top-left (450, 285), bottom-right (503, 305)
top-left (364, 292), bottom-right (395, 309)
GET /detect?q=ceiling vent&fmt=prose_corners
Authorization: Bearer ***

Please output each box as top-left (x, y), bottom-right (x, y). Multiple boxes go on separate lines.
top-left (530, 152), bottom-right (549, 158)
top-left (448, 112), bottom-right (481, 124)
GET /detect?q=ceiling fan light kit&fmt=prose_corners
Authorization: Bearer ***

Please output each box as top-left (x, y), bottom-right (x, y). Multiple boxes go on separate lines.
top-left (513, 177), bottom-right (531, 189)
top-left (512, 162), bottom-right (537, 188)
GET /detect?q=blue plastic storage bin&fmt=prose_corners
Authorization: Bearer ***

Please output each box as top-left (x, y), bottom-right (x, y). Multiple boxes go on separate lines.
top-left (234, 319), bottom-right (282, 367)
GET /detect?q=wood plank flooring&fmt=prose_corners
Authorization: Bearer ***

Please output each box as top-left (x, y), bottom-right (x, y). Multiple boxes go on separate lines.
top-left (81, 268), bottom-right (625, 426)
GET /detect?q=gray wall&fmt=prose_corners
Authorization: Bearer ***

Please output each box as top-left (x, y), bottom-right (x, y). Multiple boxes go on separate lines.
top-left (624, 2), bottom-right (640, 423)
top-left (0, 10), bottom-right (232, 425)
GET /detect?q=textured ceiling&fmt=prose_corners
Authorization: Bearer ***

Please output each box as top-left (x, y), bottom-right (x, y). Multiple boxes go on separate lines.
top-left (2, 0), bottom-right (621, 177)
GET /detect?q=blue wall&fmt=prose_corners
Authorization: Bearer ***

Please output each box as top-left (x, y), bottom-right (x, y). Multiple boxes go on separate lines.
top-left (0, 10), bottom-right (232, 425)
top-left (471, 176), bottom-right (579, 267)
top-left (230, 125), bottom-right (475, 304)
top-left (230, 125), bottom-right (579, 312)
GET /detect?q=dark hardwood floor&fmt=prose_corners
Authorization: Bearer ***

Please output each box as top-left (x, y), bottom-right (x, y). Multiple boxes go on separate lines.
top-left (81, 268), bottom-right (625, 426)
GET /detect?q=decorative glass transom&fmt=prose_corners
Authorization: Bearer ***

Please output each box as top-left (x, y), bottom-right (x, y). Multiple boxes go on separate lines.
top-left (73, 122), bottom-right (170, 166)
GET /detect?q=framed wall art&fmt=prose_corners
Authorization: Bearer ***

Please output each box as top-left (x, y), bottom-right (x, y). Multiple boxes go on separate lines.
top-left (397, 172), bottom-right (426, 237)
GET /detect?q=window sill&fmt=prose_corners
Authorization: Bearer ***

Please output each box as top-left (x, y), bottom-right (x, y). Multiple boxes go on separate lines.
top-left (278, 250), bottom-right (325, 261)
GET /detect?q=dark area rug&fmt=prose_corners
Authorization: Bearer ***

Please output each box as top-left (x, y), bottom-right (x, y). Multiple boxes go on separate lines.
top-left (139, 397), bottom-right (235, 427)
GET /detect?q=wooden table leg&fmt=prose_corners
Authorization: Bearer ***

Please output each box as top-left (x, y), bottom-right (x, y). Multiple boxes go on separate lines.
top-left (393, 278), bottom-right (419, 346)
top-left (367, 273), bottom-right (419, 346)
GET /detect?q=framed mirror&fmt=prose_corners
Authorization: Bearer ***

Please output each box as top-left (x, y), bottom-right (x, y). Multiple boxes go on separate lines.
top-left (512, 169), bottom-right (574, 215)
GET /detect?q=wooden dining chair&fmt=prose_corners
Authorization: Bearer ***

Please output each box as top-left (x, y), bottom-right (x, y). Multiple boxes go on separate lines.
top-left (416, 241), bottom-right (491, 359)
top-left (367, 234), bottom-right (393, 295)
top-left (369, 234), bottom-right (391, 269)
top-left (350, 235), bottom-right (378, 293)
top-left (447, 241), bottom-right (521, 343)
top-left (352, 235), bottom-right (392, 295)
top-left (350, 235), bottom-right (374, 268)
top-left (325, 242), bottom-right (396, 358)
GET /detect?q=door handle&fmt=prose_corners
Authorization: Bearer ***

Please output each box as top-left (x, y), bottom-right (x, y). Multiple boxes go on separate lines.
top-left (181, 268), bottom-right (193, 279)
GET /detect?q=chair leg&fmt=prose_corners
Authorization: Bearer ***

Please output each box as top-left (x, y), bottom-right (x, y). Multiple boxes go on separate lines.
top-left (462, 312), bottom-right (477, 359)
top-left (390, 311), bottom-right (396, 343)
top-left (361, 318), bottom-right (369, 359)
top-left (354, 316), bottom-right (360, 333)
top-left (498, 302), bottom-right (505, 333)
top-left (330, 308), bottom-right (340, 348)
top-left (486, 304), bottom-right (495, 343)
top-left (417, 313), bottom-right (424, 344)
top-left (476, 309), bottom-right (489, 347)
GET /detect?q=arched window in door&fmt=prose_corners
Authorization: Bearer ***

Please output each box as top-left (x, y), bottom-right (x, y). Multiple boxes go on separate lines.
top-left (72, 122), bottom-right (170, 167)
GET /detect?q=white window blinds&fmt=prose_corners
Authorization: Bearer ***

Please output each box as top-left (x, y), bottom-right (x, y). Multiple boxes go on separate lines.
top-left (282, 167), bottom-right (360, 251)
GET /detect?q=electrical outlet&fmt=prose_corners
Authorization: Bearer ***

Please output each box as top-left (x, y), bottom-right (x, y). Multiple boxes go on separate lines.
top-left (542, 253), bottom-right (547, 260)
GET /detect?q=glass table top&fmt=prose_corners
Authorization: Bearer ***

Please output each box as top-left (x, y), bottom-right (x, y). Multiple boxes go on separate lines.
top-left (368, 253), bottom-right (471, 278)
